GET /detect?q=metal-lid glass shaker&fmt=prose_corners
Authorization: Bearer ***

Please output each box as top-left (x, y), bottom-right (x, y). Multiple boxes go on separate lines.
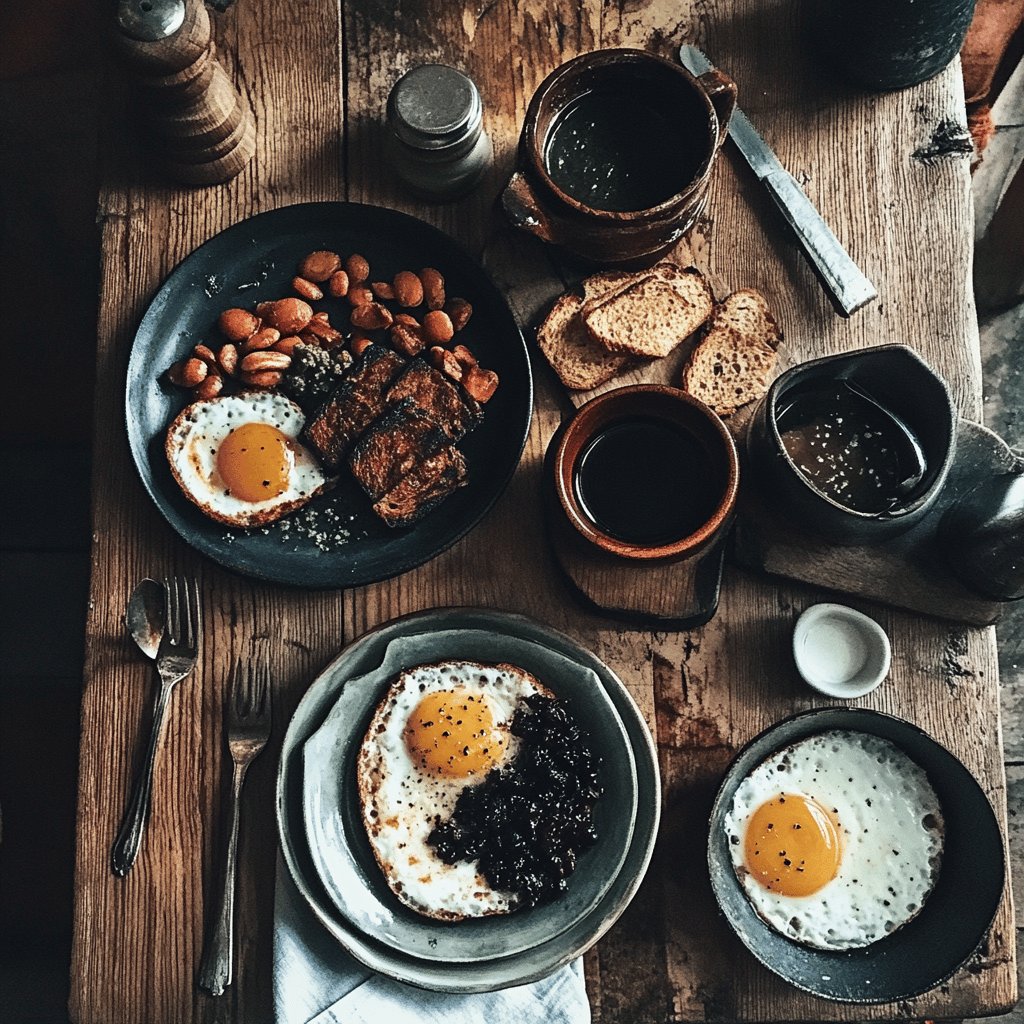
top-left (386, 64), bottom-right (493, 201)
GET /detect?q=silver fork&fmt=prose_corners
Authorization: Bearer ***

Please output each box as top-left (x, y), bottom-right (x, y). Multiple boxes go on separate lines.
top-left (112, 575), bottom-right (201, 877)
top-left (198, 656), bottom-right (272, 996)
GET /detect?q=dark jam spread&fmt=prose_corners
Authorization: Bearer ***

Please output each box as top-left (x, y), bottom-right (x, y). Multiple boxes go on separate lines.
top-left (574, 416), bottom-right (722, 544)
top-left (428, 693), bottom-right (603, 908)
top-left (543, 90), bottom-right (701, 212)
top-left (778, 383), bottom-right (926, 514)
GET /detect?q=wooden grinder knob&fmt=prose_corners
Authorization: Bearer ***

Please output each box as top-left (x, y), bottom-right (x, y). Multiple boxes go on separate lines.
top-left (114, 0), bottom-right (255, 185)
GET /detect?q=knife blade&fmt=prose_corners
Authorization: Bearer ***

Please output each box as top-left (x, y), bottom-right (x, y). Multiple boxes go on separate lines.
top-left (679, 44), bottom-right (877, 317)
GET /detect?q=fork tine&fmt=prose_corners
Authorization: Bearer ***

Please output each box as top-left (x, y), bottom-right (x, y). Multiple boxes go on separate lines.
top-left (246, 659), bottom-right (258, 716)
top-left (182, 577), bottom-right (199, 651)
top-left (189, 578), bottom-right (201, 652)
top-left (173, 576), bottom-right (184, 643)
top-left (228, 657), bottom-right (245, 720)
top-left (254, 658), bottom-right (271, 719)
top-left (163, 577), bottom-right (178, 644)
top-left (181, 577), bottom-right (192, 650)
top-left (178, 577), bottom-right (188, 645)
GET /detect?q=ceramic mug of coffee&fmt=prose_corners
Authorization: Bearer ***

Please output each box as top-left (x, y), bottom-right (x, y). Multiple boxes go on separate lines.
top-left (502, 48), bottom-right (736, 266)
top-left (552, 385), bottom-right (740, 561)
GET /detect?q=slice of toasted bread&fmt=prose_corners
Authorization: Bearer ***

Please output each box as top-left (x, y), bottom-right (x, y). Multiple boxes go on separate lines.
top-left (580, 269), bottom-right (640, 315)
top-left (681, 289), bottom-right (783, 417)
top-left (582, 265), bottom-right (714, 358)
top-left (536, 293), bottom-right (631, 390)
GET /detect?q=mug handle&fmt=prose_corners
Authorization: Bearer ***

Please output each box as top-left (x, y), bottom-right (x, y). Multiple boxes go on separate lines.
top-left (698, 68), bottom-right (737, 148)
top-left (502, 171), bottom-right (557, 244)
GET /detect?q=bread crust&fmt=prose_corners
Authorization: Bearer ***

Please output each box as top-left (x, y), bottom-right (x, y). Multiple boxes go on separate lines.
top-left (582, 265), bottom-right (714, 358)
top-left (536, 293), bottom-right (631, 390)
top-left (680, 289), bottom-right (783, 416)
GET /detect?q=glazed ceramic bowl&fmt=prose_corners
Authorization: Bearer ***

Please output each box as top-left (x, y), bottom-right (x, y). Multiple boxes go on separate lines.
top-left (707, 708), bottom-right (1005, 1003)
top-left (792, 603), bottom-right (891, 699)
top-left (747, 345), bottom-right (957, 543)
top-left (553, 384), bottom-right (739, 561)
top-left (502, 48), bottom-right (736, 266)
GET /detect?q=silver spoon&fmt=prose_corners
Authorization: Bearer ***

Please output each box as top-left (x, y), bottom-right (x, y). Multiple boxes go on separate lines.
top-left (842, 379), bottom-right (927, 496)
top-left (126, 578), bottom-right (164, 659)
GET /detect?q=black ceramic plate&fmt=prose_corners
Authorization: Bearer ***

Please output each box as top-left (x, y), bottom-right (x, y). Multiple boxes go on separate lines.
top-left (708, 708), bottom-right (1006, 1003)
top-left (125, 202), bottom-right (532, 588)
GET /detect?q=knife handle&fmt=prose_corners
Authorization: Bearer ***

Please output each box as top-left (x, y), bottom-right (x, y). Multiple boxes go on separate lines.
top-left (762, 170), bottom-right (877, 317)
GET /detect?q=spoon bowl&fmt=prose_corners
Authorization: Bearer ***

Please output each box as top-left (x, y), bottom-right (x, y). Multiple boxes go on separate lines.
top-left (126, 578), bottom-right (164, 660)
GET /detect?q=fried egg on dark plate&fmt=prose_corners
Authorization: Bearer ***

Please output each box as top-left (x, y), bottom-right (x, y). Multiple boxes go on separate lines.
top-left (165, 391), bottom-right (332, 527)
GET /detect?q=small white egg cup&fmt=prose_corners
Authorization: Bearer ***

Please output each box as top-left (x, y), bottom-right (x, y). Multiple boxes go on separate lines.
top-left (792, 603), bottom-right (891, 699)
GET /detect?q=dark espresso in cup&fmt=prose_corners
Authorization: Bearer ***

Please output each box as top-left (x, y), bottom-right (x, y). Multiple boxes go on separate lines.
top-left (543, 90), bottom-right (703, 212)
top-left (552, 385), bottom-right (739, 562)
top-left (574, 417), bottom-right (723, 543)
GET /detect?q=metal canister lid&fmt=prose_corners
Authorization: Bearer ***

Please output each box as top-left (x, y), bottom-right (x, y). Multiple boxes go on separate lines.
top-left (387, 64), bottom-right (482, 151)
top-left (116, 0), bottom-right (186, 41)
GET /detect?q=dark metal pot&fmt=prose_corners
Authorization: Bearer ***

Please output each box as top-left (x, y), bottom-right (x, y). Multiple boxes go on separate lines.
top-left (747, 345), bottom-right (957, 544)
top-left (816, 0), bottom-right (978, 91)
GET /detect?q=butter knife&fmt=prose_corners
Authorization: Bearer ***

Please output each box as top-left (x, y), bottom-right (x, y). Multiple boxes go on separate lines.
top-left (679, 44), bottom-right (877, 317)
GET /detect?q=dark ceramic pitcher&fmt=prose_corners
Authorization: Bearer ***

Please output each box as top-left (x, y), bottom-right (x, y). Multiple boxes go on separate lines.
top-left (940, 471), bottom-right (1024, 601)
top-left (816, 0), bottom-right (978, 90)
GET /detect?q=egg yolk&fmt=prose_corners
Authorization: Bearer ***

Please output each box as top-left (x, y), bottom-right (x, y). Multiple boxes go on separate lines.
top-left (743, 793), bottom-right (841, 897)
top-left (404, 690), bottom-right (505, 779)
top-left (216, 423), bottom-right (294, 502)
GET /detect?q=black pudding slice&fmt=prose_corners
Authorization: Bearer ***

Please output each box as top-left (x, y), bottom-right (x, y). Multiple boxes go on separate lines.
top-left (427, 692), bottom-right (603, 909)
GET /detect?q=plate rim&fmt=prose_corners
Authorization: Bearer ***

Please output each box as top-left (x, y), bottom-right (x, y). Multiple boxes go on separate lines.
top-left (124, 200), bottom-right (533, 588)
top-left (275, 607), bottom-right (662, 992)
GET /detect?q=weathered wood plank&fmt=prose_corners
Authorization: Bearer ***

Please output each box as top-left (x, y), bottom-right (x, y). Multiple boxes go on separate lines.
top-left (69, 3), bottom-right (346, 1022)
top-left (340, 2), bottom-right (1016, 1020)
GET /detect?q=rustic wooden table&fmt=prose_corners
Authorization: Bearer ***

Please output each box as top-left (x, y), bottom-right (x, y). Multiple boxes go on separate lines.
top-left (70, 2), bottom-right (1018, 1022)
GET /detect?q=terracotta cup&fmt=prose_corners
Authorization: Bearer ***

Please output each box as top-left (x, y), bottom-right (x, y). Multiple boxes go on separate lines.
top-left (503, 48), bottom-right (736, 267)
top-left (553, 385), bottom-right (740, 561)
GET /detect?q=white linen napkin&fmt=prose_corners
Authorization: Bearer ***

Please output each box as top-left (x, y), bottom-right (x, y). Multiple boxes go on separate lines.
top-left (273, 856), bottom-right (591, 1024)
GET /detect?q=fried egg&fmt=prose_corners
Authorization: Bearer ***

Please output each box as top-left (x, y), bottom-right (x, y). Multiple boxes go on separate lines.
top-left (724, 731), bottom-right (944, 950)
top-left (165, 392), bottom-right (331, 527)
top-left (356, 661), bottom-right (551, 920)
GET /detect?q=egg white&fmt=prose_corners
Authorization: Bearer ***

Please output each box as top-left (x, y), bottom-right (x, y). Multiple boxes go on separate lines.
top-left (724, 731), bottom-right (945, 950)
top-left (165, 391), bottom-right (330, 527)
top-left (357, 661), bottom-right (550, 920)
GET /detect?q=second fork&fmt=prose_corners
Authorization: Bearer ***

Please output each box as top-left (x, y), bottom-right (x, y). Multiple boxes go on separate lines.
top-left (198, 656), bottom-right (272, 996)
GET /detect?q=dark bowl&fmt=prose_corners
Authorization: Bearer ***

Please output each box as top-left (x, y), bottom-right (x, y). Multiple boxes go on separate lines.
top-left (522, 49), bottom-right (722, 223)
top-left (747, 345), bottom-right (956, 543)
top-left (707, 707), bottom-right (1006, 1003)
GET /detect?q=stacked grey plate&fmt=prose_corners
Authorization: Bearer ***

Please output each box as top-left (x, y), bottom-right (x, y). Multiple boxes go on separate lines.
top-left (276, 607), bottom-right (661, 992)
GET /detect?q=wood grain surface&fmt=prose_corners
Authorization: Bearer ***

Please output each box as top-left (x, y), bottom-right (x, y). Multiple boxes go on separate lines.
top-left (70, 2), bottom-right (1017, 1023)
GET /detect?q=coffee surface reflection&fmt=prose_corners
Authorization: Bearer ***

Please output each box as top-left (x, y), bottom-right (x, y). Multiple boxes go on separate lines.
top-left (778, 383), bottom-right (927, 514)
top-left (573, 416), bottom-right (721, 545)
top-left (543, 90), bottom-right (700, 212)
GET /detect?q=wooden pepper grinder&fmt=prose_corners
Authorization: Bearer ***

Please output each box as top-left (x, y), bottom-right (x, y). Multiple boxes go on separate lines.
top-left (113, 0), bottom-right (256, 185)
